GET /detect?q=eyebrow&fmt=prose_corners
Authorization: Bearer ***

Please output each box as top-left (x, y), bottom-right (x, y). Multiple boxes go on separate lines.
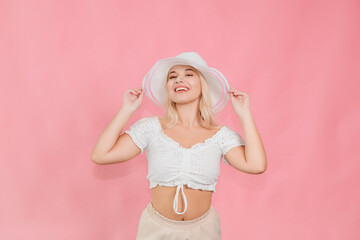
top-left (168, 68), bottom-right (195, 75)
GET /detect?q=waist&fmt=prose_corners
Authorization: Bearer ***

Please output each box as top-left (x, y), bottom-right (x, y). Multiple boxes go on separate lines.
top-left (151, 185), bottom-right (213, 221)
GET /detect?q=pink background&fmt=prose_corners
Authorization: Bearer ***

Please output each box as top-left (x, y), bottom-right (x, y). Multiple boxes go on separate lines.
top-left (1, 0), bottom-right (359, 239)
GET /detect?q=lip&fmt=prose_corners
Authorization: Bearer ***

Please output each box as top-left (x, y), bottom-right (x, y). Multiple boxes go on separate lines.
top-left (174, 85), bottom-right (190, 92)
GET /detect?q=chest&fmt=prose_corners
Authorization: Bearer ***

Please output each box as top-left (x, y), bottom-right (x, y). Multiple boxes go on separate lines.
top-left (145, 131), bottom-right (223, 177)
top-left (161, 127), bottom-right (221, 149)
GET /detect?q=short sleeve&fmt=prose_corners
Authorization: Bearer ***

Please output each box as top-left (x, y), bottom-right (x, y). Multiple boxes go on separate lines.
top-left (219, 126), bottom-right (245, 164)
top-left (124, 117), bottom-right (152, 154)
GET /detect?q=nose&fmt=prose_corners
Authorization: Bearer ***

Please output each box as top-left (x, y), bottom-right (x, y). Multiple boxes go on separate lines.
top-left (175, 77), bottom-right (184, 84)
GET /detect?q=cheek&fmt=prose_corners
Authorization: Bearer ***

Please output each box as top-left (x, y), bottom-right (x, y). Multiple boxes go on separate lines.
top-left (191, 78), bottom-right (202, 91)
top-left (166, 82), bottom-right (173, 94)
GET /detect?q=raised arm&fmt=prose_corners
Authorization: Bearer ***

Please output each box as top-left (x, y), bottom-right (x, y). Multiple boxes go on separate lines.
top-left (91, 88), bottom-right (144, 165)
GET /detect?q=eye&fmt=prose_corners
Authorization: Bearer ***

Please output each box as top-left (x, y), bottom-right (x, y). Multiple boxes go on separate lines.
top-left (169, 74), bottom-right (193, 79)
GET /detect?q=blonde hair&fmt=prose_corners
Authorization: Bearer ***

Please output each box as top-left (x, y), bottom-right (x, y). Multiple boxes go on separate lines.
top-left (163, 67), bottom-right (220, 130)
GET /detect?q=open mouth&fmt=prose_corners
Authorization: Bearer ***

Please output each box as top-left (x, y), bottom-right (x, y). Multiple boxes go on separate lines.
top-left (174, 86), bottom-right (189, 93)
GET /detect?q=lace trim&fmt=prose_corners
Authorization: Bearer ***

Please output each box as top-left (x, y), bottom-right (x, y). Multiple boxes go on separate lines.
top-left (150, 182), bottom-right (216, 192)
top-left (154, 116), bottom-right (225, 151)
top-left (150, 201), bottom-right (212, 223)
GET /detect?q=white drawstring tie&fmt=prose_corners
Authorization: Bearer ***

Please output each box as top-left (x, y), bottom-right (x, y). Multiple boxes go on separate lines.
top-left (173, 184), bottom-right (188, 215)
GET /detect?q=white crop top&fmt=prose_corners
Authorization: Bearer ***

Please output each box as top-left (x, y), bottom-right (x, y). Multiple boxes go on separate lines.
top-left (124, 116), bottom-right (245, 215)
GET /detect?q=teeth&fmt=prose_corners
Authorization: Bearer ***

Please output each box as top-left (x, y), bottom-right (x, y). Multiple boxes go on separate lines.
top-left (175, 87), bottom-right (188, 92)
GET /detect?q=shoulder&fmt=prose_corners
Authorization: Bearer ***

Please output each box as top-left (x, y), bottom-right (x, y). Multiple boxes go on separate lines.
top-left (134, 115), bottom-right (157, 123)
top-left (215, 125), bottom-right (244, 141)
top-left (219, 125), bottom-right (240, 136)
top-left (127, 116), bottom-right (158, 130)
top-left (218, 125), bottom-right (245, 143)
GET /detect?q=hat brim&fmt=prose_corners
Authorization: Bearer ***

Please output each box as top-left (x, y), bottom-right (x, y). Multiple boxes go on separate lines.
top-left (142, 57), bottom-right (229, 113)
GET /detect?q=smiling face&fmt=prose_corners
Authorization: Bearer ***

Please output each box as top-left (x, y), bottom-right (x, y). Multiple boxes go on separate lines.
top-left (166, 65), bottom-right (202, 107)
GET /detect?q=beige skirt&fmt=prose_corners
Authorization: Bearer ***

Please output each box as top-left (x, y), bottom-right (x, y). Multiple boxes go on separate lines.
top-left (136, 201), bottom-right (222, 240)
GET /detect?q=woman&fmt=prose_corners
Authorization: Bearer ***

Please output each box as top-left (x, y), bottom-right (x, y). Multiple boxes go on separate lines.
top-left (91, 52), bottom-right (267, 239)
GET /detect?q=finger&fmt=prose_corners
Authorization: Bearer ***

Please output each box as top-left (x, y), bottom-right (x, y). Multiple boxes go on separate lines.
top-left (129, 90), bottom-right (140, 96)
top-left (134, 88), bottom-right (143, 94)
top-left (232, 92), bottom-right (243, 97)
top-left (232, 91), bottom-right (244, 95)
top-left (229, 89), bottom-right (241, 93)
top-left (131, 88), bottom-right (139, 92)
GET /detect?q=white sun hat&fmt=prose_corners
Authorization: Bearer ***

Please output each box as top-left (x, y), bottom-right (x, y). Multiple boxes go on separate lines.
top-left (142, 52), bottom-right (230, 113)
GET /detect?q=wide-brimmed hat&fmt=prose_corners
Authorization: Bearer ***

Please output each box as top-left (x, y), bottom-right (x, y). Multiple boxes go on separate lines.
top-left (142, 52), bottom-right (230, 113)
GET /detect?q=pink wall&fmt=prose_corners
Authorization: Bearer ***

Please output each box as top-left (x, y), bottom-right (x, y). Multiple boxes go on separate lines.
top-left (0, 0), bottom-right (359, 239)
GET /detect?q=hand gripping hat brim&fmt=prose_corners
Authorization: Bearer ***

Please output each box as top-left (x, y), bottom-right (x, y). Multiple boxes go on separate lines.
top-left (142, 52), bottom-right (230, 113)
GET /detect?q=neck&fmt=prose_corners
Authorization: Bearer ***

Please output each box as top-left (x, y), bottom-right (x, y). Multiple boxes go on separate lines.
top-left (174, 101), bottom-right (201, 128)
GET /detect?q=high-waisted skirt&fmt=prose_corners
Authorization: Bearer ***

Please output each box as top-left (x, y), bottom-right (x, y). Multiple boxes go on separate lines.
top-left (136, 201), bottom-right (222, 240)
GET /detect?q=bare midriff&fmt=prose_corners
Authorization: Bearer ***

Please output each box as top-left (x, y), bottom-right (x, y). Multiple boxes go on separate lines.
top-left (151, 184), bottom-right (213, 221)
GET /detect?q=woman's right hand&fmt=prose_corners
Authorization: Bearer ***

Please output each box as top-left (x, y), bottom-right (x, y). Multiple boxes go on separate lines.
top-left (122, 88), bottom-right (144, 113)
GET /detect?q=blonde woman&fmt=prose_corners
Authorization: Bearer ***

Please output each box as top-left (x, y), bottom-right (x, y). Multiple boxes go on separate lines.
top-left (91, 52), bottom-right (267, 239)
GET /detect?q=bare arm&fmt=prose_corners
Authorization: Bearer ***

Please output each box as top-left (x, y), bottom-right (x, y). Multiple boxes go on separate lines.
top-left (91, 88), bottom-right (144, 164)
top-left (225, 88), bottom-right (267, 173)
top-left (91, 106), bottom-right (133, 164)
top-left (225, 110), bottom-right (267, 173)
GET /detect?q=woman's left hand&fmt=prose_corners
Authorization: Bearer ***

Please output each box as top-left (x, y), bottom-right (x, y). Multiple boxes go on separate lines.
top-left (229, 87), bottom-right (251, 117)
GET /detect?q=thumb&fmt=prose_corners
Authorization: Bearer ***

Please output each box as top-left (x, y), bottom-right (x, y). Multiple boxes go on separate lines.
top-left (138, 90), bottom-right (144, 101)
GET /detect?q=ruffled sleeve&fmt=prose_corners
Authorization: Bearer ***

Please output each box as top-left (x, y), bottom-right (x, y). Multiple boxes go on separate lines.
top-left (218, 126), bottom-right (245, 164)
top-left (124, 117), bottom-right (152, 154)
